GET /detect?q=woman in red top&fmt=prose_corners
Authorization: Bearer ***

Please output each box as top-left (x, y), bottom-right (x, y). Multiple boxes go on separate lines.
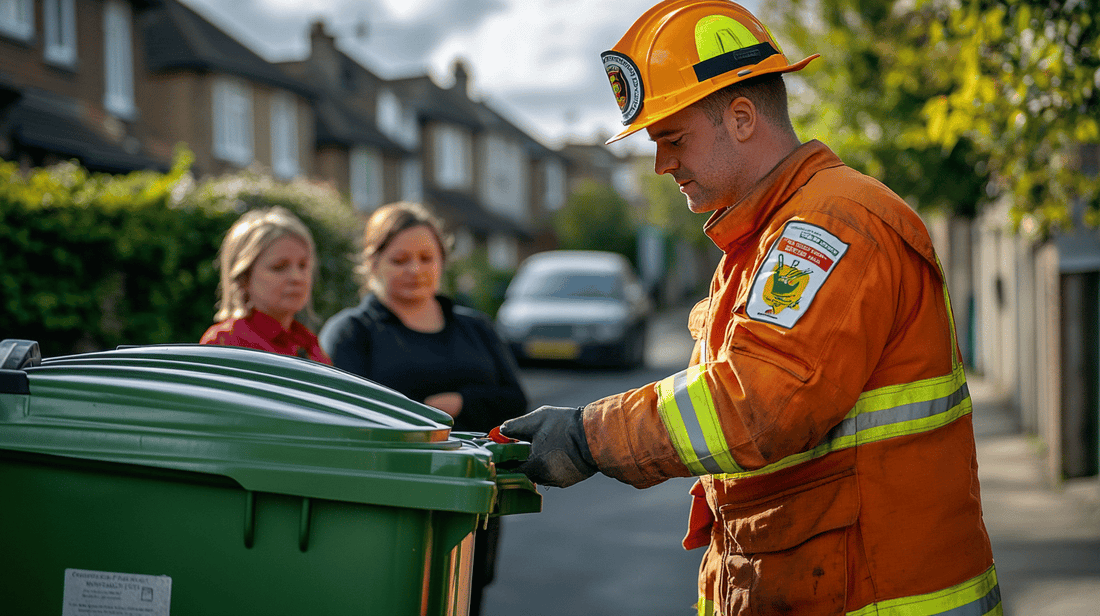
top-left (200, 206), bottom-right (332, 364)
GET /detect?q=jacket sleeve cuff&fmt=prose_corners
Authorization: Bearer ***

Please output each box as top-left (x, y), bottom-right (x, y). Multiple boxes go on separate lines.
top-left (582, 386), bottom-right (690, 488)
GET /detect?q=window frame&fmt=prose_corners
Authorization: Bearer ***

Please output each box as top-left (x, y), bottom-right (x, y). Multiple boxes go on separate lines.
top-left (270, 91), bottom-right (299, 179)
top-left (102, 0), bottom-right (135, 119)
top-left (0, 0), bottom-right (33, 42)
top-left (43, 0), bottom-right (76, 67)
top-left (487, 233), bottom-right (518, 271)
top-left (543, 158), bottom-right (566, 212)
top-left (350, 146), bottom-right (382, 212)
top-left (435, 124), bottom-right (471, 190)
top-left (212, 76), bottom-right (254, 166)
top-left (401, 158), bottom-right (422, 203)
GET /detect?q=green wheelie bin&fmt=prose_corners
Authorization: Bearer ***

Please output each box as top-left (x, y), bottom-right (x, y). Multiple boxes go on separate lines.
top-left (0, 339), bottom-right (539, 616)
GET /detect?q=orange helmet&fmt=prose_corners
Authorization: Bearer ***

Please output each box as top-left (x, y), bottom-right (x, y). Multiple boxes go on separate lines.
top-left (602, 0), bottom-right (819, 144)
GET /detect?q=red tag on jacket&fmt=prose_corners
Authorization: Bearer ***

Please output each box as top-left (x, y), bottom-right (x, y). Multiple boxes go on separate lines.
top-left (683, 479), bottom-right (715, 550)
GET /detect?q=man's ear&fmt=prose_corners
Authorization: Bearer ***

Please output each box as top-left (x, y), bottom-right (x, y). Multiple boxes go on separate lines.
top-left (724, 96), bottom-right (756, 142)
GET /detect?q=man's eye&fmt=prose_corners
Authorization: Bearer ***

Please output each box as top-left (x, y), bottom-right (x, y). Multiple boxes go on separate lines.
top-left (670, 136), bottom-right (684, 146)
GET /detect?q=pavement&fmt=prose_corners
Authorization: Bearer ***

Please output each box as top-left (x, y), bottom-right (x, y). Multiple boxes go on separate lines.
top-left (967, 373), bottom-right (1100, 615)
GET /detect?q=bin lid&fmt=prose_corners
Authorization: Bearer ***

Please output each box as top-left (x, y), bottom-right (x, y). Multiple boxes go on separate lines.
top-left (0, 344), bottom-right (536, 515)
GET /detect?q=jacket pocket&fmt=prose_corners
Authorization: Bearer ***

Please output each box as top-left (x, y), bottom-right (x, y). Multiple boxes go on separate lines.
top-left (717, 470), bottom-right (859, 616)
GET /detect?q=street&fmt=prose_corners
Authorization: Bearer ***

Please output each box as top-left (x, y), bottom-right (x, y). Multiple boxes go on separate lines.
top-left (482, 304), bottom-right (1100, 616)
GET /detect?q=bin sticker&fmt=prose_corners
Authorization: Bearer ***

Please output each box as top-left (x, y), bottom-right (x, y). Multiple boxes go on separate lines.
top-left (62, 568), bottom-right (172, 616)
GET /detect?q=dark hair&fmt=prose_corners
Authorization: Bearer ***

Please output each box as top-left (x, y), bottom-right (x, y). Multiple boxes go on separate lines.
top-left (696, 74), bottom-right (794, 133)
top-left (357, 201), bottom-right (452, 295)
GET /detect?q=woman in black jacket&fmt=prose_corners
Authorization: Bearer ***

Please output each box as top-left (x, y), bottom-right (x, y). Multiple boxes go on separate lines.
top-left (319, 201), bottom-right (527, 615)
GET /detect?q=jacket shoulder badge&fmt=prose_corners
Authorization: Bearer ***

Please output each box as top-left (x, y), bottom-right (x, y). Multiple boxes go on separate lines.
top-left (746, 221), bottom-right (849, 329)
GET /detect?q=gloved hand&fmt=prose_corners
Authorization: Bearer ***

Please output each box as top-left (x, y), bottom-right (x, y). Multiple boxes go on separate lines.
top-left (499, 405), bottom-right (598, 488)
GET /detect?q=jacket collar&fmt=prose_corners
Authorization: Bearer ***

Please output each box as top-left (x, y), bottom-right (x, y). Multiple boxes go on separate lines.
top-left (361, 294), bottom-right (455, 325)
top-left (703, 140), bottom-right (845, 252)
top-left (247, 309), bottom-right (302, 341)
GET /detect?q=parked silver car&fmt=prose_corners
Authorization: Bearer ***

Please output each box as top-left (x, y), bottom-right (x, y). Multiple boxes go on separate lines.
top-left (496, 250), bottom-right (652, 367)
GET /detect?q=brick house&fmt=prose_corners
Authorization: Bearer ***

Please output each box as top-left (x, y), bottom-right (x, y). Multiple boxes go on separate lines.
top-left (277, 21), bottom-right (416, 213)
top-left (137, 0), bottom-right (315, 179)
top-left (0, 0), bottom-right (166, 172)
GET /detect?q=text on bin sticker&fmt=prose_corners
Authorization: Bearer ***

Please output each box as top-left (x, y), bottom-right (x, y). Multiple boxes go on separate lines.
top-left (62, 568), bottom-right (172, 616)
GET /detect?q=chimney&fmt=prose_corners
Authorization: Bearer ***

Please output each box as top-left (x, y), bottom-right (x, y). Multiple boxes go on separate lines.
top-left (309, 20), bottom-right (340, 89)
top-left (452, 59), bottom-right (471, 98)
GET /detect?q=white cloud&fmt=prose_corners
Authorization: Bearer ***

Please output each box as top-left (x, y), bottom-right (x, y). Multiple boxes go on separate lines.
top-left (254, 0), bottom-right (332, 13)
top-left (375, 0), bottom-right (437, 21)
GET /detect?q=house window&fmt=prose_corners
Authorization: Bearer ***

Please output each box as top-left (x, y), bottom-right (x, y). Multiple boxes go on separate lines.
top-left (350, 146), bottom-right (382, 212)
top-left (270, 92), bottom-right (299, 179)
top-left (377, 89), bottom-right (419, 149)
top-left (377, 89), bottom-right (402, 144)
top-left (451, 227), bottom-right (474, 261)
top-left (44, 0), bottom-right (76, 66)
top-left (482, 134), bottom-right (528, 219)
top-left (0, 0), bottom-right (33, 41)
top-left (401, 159), bottom-right (422, 202)
top-left (544, 158), bottom-right (565, 211)
top-left (212, 77), bottom-right (253, 166)
top-left (435, 124), bottom-right (470, 190)
top-left (103, 0), bottom-right (134, 118)
top-left (403, 108), bottom-right (420, 149)
top-left (487, 234), bottom-right (517, 271)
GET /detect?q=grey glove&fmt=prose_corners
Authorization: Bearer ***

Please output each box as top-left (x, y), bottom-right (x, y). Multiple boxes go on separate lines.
top-left (500, 405), bottom-right (598, 488)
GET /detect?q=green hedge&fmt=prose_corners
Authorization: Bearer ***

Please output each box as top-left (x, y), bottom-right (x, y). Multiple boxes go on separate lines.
top-left (0, 151), bottom-right (362, 357)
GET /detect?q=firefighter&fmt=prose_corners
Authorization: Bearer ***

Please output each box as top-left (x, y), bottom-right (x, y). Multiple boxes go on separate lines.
top-left (500, 1), bottom-right (1003, 614)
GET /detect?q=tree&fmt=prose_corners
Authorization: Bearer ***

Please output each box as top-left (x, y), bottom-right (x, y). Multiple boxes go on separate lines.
top-left (770, 0), bottom-right (1099, 235)
top-left (554, 180), bottom-right (638, 263)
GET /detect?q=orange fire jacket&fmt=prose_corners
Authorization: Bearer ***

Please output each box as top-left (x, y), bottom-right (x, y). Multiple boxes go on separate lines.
top-left (583, 141), bottom-right (1000, 615)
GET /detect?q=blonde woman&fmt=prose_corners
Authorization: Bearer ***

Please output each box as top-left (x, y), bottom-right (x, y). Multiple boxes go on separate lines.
top-left (200, 206), bottom-right (332, 364)
top-left (319, 202), bottom-right (525, 615)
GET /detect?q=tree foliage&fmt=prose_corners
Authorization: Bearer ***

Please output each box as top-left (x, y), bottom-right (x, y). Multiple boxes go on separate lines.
top-left (554, 179), bottom-right (638, 263)
top-left (770, 0), bottom-right (1099, 235)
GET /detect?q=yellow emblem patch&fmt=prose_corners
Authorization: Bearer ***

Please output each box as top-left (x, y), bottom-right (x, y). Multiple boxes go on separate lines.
top-left (747, 221), bottom-right (849, 329)
top-left (761, 254), bottom-right (811, 316)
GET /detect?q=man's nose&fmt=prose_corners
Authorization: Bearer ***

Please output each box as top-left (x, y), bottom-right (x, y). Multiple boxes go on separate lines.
top-left (654, 145), bottom-right (678, 175)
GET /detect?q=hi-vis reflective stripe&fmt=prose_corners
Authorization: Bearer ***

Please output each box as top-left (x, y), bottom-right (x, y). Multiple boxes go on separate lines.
top-left (697, 566), bottom-right (1001, 616)
top-left (656, 364), bottom-right (743, 474)
top-left (847, 565), bottom-right (1002, 616)
top-left (657, 362), bottom-right (971, 479)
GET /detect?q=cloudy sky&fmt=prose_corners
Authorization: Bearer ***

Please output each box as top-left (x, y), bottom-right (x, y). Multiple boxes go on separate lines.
top-left (181, 0), bottom-right (759, 154)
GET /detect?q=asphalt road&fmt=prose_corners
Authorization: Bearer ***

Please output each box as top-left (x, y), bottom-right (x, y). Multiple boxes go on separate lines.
top-left (481, 305), bottom-right (703, 616)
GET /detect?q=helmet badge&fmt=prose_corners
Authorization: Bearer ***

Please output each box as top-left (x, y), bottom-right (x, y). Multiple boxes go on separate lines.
top-left (601, 51), bottom-right (644, 125)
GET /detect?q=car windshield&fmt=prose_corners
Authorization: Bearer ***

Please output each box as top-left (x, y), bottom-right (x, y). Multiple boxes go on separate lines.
top-left (515, 271), bottom-right (622, 299)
